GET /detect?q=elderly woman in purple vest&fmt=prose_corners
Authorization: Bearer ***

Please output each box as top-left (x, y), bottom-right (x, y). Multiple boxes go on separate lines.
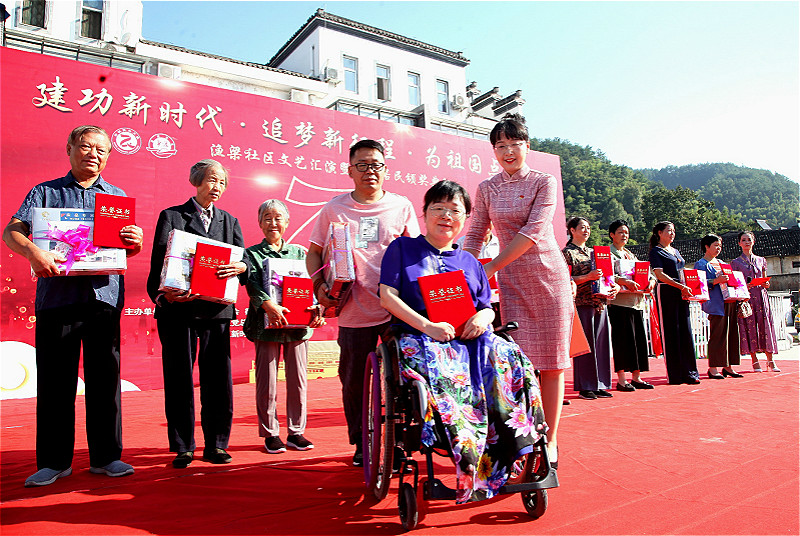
top-left (730, 231), bottom-right (780, 372)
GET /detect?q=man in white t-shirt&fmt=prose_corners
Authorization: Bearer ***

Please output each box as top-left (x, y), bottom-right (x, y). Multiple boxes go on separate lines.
top-left (307, 140), bottom-right (420, 467)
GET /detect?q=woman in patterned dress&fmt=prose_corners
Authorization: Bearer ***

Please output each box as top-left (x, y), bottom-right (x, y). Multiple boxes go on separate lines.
top-left (379, 180), bottom-right (545, 503)
top-left (463, 114), bottom-right (573, 470)
top-left (730, 231), bottom-right (780, 372)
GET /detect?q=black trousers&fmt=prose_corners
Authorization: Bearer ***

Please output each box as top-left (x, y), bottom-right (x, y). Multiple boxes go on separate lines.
top-left (337, 322), bottom-right (392, 445)
top-left (157, 315), bottom-right (233, 453)
top-left (655, 284), bottom-right (700, 384)
top-left (35, 302), bottom-right (122, 470)
top-left (607, 304), bottom-right (650, 373)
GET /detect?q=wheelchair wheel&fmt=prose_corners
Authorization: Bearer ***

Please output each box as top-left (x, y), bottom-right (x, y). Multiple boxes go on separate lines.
top-left (362, 350), bottom-right (394, 501)
top-left (522, 488), bottom-right (548, 519)
top-left (398, 482), bottom-right (418, 531)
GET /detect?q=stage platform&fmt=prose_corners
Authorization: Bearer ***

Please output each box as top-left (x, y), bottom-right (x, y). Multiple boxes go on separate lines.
top-left (1, 354), bottom-right (798, 535)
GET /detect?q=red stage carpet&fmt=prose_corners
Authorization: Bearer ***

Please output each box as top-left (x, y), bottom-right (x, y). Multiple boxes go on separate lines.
top-left (1, 358), bottom-right (798, 535)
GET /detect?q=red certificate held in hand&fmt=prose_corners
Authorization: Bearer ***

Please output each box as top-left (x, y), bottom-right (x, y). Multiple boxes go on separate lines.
top-left (190, 242), bottom-right (231, 301)
top-left (93, 193), bottom-right (135, 249)
top-left (281, 276), bottom-right (314, 328)
top-left (417, 270), bottom-right (477, 338)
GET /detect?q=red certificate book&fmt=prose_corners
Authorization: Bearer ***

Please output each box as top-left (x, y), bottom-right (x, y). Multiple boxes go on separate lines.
top-left (93, 193), bottom-right (135, 248)
top-left (190, 242), bottom-right (230, 300)
top-left (681, 269), bottom-right (709, 301)
top-left (633, 261), bottom-right (650, 290)
top-left (281, 276), bottom-right (314, 327)
top-left (591, 246), bottom-right (615, 296)
top-left (749, 276), bottom-right (770, 287)
top-left (718, 263), bottom-right (741, 287)
top-left (417, 270), bottom-right (477, 338)
top-left (478, 258), bottom-right (498, 290)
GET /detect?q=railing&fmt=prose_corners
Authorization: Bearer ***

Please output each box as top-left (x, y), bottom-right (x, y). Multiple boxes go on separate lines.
top-left (642, 292), bottom-right (793, 358)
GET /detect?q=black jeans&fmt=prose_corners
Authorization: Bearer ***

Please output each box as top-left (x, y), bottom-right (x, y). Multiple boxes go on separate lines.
top-left (35, 302), bottom-right (122, 470)
top-left (337, 322), bottom-right (392, 445)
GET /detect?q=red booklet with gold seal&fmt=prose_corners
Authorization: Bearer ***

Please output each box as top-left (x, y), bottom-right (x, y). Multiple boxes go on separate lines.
top-left (417, 270), bottom-right (476, 338)
top-left (93, 193), bottom-right (135, 248)
top-left (281, 276), bottom-right (314, 328)
top-left (190, 242), bottom-right (230, 301)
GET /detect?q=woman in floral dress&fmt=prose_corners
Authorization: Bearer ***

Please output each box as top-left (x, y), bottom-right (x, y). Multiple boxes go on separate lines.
top-left (730, 231), bottom-right (780, 372)
top-left (379, 180), bottom-right (545, 503)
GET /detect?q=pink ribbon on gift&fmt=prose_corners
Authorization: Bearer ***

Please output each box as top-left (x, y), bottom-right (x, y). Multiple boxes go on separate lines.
top-left (271, 273), bottom-right (284, 287)
top-left (45, 223), bottom-right (99, 274)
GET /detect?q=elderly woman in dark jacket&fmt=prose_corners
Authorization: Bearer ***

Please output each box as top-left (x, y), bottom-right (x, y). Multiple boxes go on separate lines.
top-left (147, 159), bottom-right (248, 469)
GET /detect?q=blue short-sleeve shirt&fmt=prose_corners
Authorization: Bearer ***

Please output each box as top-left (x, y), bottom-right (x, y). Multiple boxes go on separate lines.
top-left (13, 171), bottom-right (128, 312)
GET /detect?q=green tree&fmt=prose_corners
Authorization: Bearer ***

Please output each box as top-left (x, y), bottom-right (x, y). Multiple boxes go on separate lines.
top-left (640, 185), bottom-right (746, 239)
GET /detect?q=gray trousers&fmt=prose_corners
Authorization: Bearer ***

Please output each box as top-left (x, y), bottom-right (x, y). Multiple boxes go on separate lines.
top-left (254, 339), bottom-right (308, 438)
top-left (574, 305), bottom-right (613, 391)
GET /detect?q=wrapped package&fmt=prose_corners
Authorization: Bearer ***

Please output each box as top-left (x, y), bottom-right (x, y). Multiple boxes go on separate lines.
top-left (158, 229), bottom-right (243, 304)
top-left (262, 258), bottom-right (314, 328)
top-left (31, 207), bottom-right (127, 275)
top-left (719, 264), bottom-right (751, 302)
top-left (322, 222), bottom-right (355, 317)
top-left (680, 269), bottom-right (709, 302)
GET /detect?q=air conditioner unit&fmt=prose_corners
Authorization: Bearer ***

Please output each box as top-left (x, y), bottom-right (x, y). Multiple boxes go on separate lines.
top-left (290, 89), bottom-right (310, 104)
top-left (157, 63), bottom-right (181, 80)
top-left (451, 94), bottom-right (468, 110)
top-left (324, 67), bottom-right (340, 82)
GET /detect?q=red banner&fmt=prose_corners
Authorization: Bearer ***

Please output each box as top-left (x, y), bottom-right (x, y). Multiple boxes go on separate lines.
top-left (0, 47), bottom-right (566, 393)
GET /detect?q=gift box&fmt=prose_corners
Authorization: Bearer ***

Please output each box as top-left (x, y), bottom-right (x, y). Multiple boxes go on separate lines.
top-left (616, 259), bottom-right (650, 293)
top-left (680, 269), bottom-right (709, 302)
top-left (31, 207), bottom-right (127, 276)
top-left (591, 246), bottom-right (616, 297)
top-left (322, 222), bottom-right (355, 317)
top-left (718, 264), bottom-right (751, 302)
top-left (93, 193), bottom-right (135, 249)
top-left (158, 229), bottom-right (243, 304)
top-left (262, 257), bottom-right (314, 328)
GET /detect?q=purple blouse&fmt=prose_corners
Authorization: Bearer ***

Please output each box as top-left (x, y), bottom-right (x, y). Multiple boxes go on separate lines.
top-left (380, 235), bottom-right (492, 331)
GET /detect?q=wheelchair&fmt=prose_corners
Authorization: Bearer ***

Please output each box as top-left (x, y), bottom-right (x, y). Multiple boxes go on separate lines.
top-left (362, 322), bottom-right (559, 531)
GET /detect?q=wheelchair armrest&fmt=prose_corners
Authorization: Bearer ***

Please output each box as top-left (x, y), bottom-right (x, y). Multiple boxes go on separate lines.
top-left (494, 321), bottom-right (518, 335)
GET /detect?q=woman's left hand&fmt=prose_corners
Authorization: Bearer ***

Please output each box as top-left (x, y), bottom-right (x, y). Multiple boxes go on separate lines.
top-left (307, 305), bottom-right (326, 328)
top-left (460, 315), bottom-right (488, 340)
top-left (216, 261), bottom-right (247, 279)
top-left (763, 280), bottom-right (770, 289)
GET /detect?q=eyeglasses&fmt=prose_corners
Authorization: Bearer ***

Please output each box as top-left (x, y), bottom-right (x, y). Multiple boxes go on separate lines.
top-left (428, 207), bottom-right (467, 220)
top-left (351, 162), bottom-right (386, 172)
top-left (493, 141), bottom-right (526, 152)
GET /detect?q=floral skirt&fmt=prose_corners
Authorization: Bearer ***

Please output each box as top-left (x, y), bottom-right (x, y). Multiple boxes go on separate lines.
top-left (398, 331), bottom-right (546, 503)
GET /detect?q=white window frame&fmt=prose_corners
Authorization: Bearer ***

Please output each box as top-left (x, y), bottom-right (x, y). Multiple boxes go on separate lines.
top-left (343, 55), bottom-right (358, 93)
top-left (20, 0), bottom-right (46, 28)
top-left (407, 72), bottom-right (420, 107)
top-left (376, 64), bottom-right (391, 101)
top-left (80, 0), bottom-right (104, 40)
top-left (436, 79), bottom-right (449, 114)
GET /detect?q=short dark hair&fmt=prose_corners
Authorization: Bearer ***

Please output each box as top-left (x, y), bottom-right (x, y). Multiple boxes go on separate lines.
top-left (608, 219), bottom-right (629, 235)
top-left (423, 180), bottom-right (471, 215)
top-left (700, 234), bottom-right (722, 252)
top-left (738, 230), bottom-right (755, 242)
top-left (489, 113), bottom-right (529, 146)
top-left (68, 125), bottom-right (110, 147)
top-left (566, 216), bottom-right (590, 245)
top-left (349, 139), bottom-right (385, 161)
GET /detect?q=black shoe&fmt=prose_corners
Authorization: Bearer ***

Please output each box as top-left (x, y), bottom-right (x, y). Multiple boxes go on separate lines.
top-left (562, 399), bottom-right (571, 406)
top-left (286, 434), bottom-right (314, 451)
top-left (707, 370), bottom-right (724, 379)
top-left (578, 390), bottom-right (597, 400)
top-left (392, 446), bottom-right (412, 474)
top-left (686, 378), bottom-right (701, 385)
top-left (172, 451), bottom-right (193, 468)
top-left (616, 382), bottom-right (635, 392)
top-left (352, 445), bottom-right (363, 467)
top-left (722, 369), bottom-right (743, 378)
top-left (265, 436), bottom-right (286, 454)
top-left (630, 380), bottom-right (654, 390)
top-left (203, 448), bottom-right (232, 464)
top-left (594, 390), bottom-right (613, 398)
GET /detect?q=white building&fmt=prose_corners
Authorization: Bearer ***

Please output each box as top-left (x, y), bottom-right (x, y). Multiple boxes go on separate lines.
top-left (2, 3), bottom-right (525, 139)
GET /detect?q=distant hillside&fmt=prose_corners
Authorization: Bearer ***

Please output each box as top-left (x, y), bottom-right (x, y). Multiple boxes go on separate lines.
top-left (639, 163), bottom-right (799, 228)
top-left (531, 138), bottom-right (747, 244)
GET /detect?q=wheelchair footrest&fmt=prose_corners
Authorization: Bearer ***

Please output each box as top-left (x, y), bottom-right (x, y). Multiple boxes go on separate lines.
top-left (424, 478), bottom-right (457, 500)
top-left (498, 469), bottom-right (559, 494)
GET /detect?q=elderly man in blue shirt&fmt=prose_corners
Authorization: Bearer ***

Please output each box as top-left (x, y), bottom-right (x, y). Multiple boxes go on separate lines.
top-left (3, 125), bottom-right (144, 487)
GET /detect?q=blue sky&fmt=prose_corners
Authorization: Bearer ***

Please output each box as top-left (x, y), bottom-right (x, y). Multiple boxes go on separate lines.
top-left (141, 1), bottom-right (800, 183)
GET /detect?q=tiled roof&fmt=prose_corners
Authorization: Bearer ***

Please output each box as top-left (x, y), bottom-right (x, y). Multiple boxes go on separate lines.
top-left (627, 228), bottom-right (800, 264)
top-left (138, 39), bottom-right (319, 80)
top-left (269, 9), bottom-right (469, 67)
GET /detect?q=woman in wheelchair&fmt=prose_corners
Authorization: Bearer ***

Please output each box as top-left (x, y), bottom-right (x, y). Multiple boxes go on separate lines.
top-left (379, 180), bottom-right (546, 503)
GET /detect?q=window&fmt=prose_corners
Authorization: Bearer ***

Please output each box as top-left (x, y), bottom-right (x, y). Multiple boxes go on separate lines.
top-left (408, 72), bottom-right (420, 106)
top-left (376, 65), bottom-right (391, 101)
top-left (81, 0), bottom-right (103, 39)
top-left (436, 80), bottom-right (449, 114)
top-left (21, 0), bottom-right (46, 27)
top-left (343, 56), bottom-right (358, 93)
